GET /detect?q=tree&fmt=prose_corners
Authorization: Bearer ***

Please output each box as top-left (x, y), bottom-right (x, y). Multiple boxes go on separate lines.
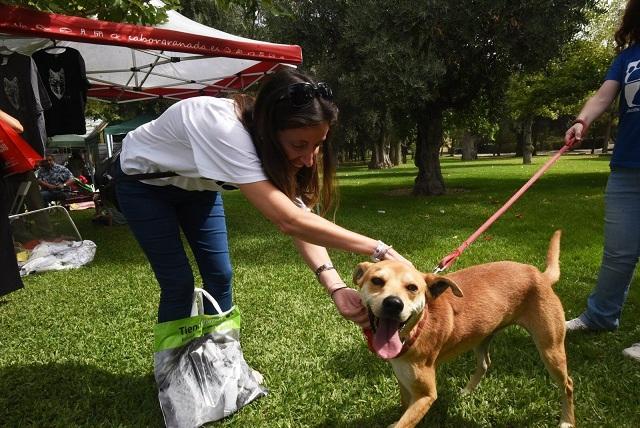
top-left (361, 1), bottom-right (597, 194)
top-left (180, 0), bottom-right (289, 39)
top-left (504, 0), bottom-right (622, 162)
top-left (506, 39), bottom-right (613, 163)
top-left (267, 1), bottom-right (596, 194)
top-left (4, 0), bottom-right (179, 24)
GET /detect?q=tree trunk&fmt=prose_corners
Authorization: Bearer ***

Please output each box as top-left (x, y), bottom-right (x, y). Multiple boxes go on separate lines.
top-left (390, 138), bottom-right (401, 166)
top-left (461, 132), bottom-right (477, 161)
top-left (368, 121), bottom-right (392, 169)
top-left (515, 122), bottom-right (524, 157)
top-left (368, 138), bottom-right (391, 169)
top-left (358, 137), bottom-right (366, 162)
top-left (413, 108), bottom-right (446, 196)
top-left (522, 116), bottom-right (534, 165)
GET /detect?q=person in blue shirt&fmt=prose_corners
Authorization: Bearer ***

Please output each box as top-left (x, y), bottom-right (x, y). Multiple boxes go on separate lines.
top-left (36, 155), bottom-right (75, 204)
top-left (564, 0), bottom-right (640, 362)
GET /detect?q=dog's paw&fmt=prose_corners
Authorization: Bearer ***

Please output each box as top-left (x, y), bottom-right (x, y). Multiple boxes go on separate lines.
top-left (386, 423), bottom-right (398, 428)
top-left (460, 387), bottom-right (472, 395)
top-left (558, 423), bottom-right (574, 428)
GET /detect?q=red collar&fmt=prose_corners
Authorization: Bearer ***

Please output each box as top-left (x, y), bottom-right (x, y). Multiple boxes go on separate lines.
top-left (363, 309), bottom-right (427, 359)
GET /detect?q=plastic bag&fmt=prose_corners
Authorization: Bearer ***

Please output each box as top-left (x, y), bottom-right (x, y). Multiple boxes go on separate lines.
top-left (154, 288), bottom-right (267, 428)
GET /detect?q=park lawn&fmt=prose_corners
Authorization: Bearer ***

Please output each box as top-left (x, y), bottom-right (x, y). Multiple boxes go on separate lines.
top-left (1, 153), bottom-right (639, 427)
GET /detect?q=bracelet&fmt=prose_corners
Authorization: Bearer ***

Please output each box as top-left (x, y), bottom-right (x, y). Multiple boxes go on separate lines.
top-left (314, 262), bottom-right (335, 278)
top-left (371, 240), bottom-right (391, 262)
top-left (330, 285), bottom-right (349, 298)
top-left (572, 118), bottom-right (588, 129)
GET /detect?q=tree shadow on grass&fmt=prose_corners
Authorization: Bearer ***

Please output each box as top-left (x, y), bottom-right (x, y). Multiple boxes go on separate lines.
top-left (312, 393), bottom-right (486, 428)
top-left (0, 362), bottom-right (164, 426)
top-left (323, 345), bottom-right (485, 428)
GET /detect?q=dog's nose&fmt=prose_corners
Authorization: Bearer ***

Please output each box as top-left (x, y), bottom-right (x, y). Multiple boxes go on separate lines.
top-left (382, 296), bottom-right (404, 316)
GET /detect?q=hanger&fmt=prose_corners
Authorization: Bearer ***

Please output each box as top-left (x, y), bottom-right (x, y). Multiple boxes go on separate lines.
top-left (42, 39), bottom-right (67, 54)
top-left (0, 42), bottom-right (14, 55)
top-left (0, 42), bottom-right (13, 65)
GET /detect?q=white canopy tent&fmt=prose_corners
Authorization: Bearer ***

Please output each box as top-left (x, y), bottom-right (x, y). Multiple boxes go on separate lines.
top-left (0, 3), bottom-right (302, 103)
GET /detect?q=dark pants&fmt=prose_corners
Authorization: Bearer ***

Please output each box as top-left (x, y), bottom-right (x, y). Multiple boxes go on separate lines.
top-left (40, 189), bottom-right (67, 205)
top-left (114, 163), bottom-right (233, 323)
top-left (0, 176), bottom-right (24, 297)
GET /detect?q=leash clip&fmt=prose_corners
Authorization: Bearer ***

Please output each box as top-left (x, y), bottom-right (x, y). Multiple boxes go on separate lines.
top-left (432, 265), bottom-right (446, 275)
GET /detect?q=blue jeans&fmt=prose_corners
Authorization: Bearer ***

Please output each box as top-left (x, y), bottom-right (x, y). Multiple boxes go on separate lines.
top-left (40, 189), bottom-right (67, 204)
top-left (583, 168), bottom-right (640, 330)
top-left (115, 163), bottom-right (233, 323)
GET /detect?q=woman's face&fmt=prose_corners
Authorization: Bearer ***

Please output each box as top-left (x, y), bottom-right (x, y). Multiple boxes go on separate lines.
top-left (277, 122), bottom-right (330, 170)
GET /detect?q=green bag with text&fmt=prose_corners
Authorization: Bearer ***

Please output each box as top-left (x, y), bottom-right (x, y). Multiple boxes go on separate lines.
top-left (153, 288), bottom-right (267, 428)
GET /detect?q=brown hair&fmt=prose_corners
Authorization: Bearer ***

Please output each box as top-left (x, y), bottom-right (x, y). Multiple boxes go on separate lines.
top-left (615, 0), bottom-right (640, 50)
top-left (234, 68), bottom-right (339, 215)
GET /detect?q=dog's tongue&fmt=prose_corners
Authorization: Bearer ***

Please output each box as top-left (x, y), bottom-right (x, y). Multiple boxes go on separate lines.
top-left (373, 318), bottom-right (403, 360)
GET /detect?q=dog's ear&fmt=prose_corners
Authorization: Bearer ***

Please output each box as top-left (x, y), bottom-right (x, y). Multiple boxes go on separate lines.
top-left (353, 262), bottom-right (373, 287)
top-left (424, 274), bottom-right (464, 299)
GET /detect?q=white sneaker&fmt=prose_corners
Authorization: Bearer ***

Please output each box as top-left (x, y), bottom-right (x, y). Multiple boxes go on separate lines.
top-left (622, 342), bottom-right (640, 362)
top-left (565, 317), bottom-right (593, 332)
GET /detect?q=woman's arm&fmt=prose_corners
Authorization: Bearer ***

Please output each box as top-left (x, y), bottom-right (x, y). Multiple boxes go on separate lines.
top-left (293, 238), bottom-right (369, 328)
top-left (239, 179), bottom-right (410, 264)
top-left (565, 80), bottom-right (620, 144)
top-left (0, 109), bottom-right (24, 133)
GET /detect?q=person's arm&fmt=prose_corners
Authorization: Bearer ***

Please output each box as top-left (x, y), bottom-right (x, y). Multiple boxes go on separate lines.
top-left (293, 238), bottom-right (369, 328)
top-left (62, 176), bottom-right (75, 188)
top-left (37, 175), bottom-right (57, 190)
top-left (59, 166), bottom-right (75, 189)
top-left (239, 179), bottom-right (411, 264)
top-left (565, 80), bottom-right (620, 145)
top-left (0, 108), bottom-right (24, 133)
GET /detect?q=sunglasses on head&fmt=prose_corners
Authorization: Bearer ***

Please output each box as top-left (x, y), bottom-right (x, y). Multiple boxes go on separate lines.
top-left (279, 82), bottom-right (334, 107)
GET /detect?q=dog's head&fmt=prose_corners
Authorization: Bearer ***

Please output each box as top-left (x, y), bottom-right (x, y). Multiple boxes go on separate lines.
top-left (353, 260), bottom-right (463, 360)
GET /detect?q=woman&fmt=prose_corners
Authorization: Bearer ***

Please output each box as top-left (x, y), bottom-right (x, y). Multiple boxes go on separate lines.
top-left (564, 0), bottom-right (640, 362)
top-left (115, 68), bottom-right (411, 327)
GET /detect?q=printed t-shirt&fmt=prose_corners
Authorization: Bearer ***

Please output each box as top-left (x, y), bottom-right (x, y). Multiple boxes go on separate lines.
top-left (33, 47), bottom-right (90, 136)
top-left (605, 44), bottom-right (640, 168)
top-left (0, 52), bottom-right (51, 156)
top-left (36, 164), bottom-right (73, 186)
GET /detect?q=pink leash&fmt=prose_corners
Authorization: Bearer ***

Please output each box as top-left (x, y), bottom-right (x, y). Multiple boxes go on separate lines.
top-left (433, 141), bottom-right (576, 274)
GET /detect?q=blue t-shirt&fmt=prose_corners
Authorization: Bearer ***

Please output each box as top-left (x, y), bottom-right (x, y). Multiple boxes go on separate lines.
top-left (605, 44), bottom-right (640, 168)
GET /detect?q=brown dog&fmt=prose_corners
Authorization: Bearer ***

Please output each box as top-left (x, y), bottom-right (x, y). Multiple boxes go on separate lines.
top-left (354, 230), bottom-right (574, 428)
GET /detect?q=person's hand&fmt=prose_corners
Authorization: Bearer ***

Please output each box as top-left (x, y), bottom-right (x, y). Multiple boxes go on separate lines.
top-left (564, 122), bottom-right (586, 147)
top-left (382, 247), bottom-right (414, 268)
top-left (331, 287), bottom-right (370, 329)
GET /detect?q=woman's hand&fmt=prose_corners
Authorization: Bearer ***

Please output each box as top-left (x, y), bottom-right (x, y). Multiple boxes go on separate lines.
top-left (564, 122), bottom-right (585, 147)
top-left (331, 287), bottom-right (370, 329)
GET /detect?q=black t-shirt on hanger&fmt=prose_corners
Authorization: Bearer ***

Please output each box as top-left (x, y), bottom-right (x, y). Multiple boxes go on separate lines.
top-left (0, 52), bottom-right (51, 156)
top-left (33, 47), bottom-right (91, 137)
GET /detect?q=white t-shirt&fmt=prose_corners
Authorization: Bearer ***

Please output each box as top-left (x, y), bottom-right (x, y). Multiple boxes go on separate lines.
top-left (119, 97), bottom-right (267, 191)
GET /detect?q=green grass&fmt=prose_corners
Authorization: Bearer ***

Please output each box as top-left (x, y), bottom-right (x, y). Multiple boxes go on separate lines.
top-left (2, 153), bottom-right (639, 427)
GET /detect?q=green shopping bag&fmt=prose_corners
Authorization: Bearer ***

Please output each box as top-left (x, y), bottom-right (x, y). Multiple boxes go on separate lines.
top-left (154, 288), bottom-right (267, 428)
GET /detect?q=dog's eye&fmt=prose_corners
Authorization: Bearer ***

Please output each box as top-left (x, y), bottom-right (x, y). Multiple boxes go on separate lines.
top-left (406, 284), bottom-right (418, 292)
top-left (371, 277), bottom-right (385, 286)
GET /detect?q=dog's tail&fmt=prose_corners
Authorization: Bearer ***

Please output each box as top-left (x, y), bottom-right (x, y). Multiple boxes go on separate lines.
top-left (542, 230), bottom-right (561, 285)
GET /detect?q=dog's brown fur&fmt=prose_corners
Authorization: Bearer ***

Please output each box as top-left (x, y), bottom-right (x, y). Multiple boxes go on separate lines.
top-left (354, 230), bottom-right (574, 428)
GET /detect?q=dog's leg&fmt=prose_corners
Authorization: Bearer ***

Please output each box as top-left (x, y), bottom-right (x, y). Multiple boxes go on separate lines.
top-left (399, 381), bottom-right (411, 409)
top-left (536, 342), bottom-right (574, 428)
top-left (388, 365), bottom-right (437, 428)
top-left (521, 298), bottom-right (575, 428)
top-left (461, 334), bottom-right (494, 394)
